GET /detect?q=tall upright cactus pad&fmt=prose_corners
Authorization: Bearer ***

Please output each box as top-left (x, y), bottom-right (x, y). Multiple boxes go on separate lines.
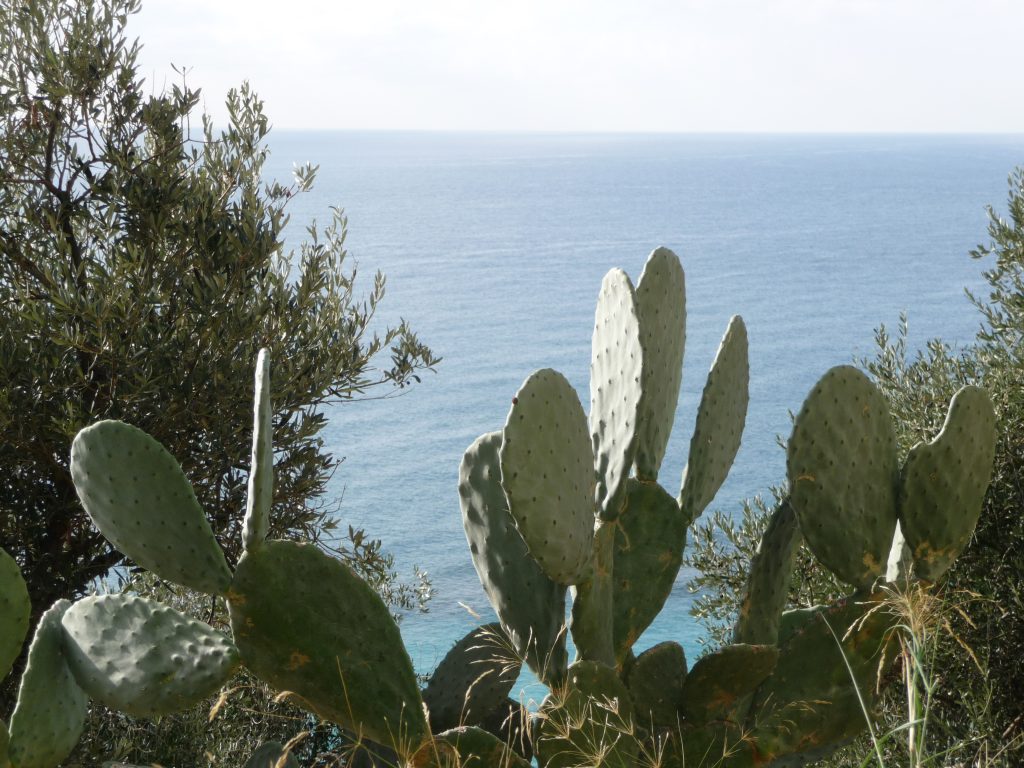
top-left (0, 548), bottom-right (29, 681)
top-left (422, 622), bottom-right (521, 732)
top-left (611, 480), bottom-right (686, 666)
top-left (590, 268), bottom-right (643, 520)
top-left (750, 594), bottom-right (896, 764)
top-left (61, 595), bottom-right (240, 717)
top-left (70, 420), bottom-right (232, 595)
top-left (734, 499), bottom-right (800, 646)
top-left (500, 369), bottom-right (595, 585)
top-left (679, 315), bottom-right (749, 523)
top-left (8, 600), bottom-right (87, 768)
top-left (243, 347), bottom-right (274, 553)
top-left (787, 366), bottom-right (900, 589)
top-left (535, 661), bottom-right (639, 768)
top-left (459, 431), bottom-right (567, 685)
top-left (679, 643), bottom-right (777, 727)
top-left (899, 385), bottom-right (997, 581)
top-left (228, 540), bottom-right (428, 751)
top-left (633, 247), bottom-right (687, 482)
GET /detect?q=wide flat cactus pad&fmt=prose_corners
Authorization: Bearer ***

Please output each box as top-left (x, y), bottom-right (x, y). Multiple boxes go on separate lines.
top-left (500, 369), bottom-right (596, 586)
top-left (61, 594), bottom-right (240, 717)
top-left (899, 385), bottom-right (997, 581)
top-left (787, 366), bottom-right (899, 589)
top-left (70, 420), bottom-right (232, 595)
top-left (422, 622), bottom-right (521, 732)
top-left (228, 540), bottom-right (427, 752)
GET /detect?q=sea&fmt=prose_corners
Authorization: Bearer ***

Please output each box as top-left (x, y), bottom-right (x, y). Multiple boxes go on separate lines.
top-left (262, 132), bottom-right (1023, 701)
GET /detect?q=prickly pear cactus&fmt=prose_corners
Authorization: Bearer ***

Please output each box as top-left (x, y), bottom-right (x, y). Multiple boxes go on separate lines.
top-left (70, 419), bottom-right (233, 595)
top-left (228, 539), bottom-right (428, 751)
top-left (61, 594), bottom-right (240, 716)
top-left (7, 600), bottom-right (87, 768)
top-left (0, 548), bottom-right (29, 681)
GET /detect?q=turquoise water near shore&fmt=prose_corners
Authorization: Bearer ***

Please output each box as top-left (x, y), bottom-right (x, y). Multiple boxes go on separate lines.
top-left (264, 132), bottom-right (1022, 699)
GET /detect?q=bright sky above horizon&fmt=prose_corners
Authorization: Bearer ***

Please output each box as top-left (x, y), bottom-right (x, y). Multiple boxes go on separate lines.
top-left (130, 0), bottom-right (1024, 133)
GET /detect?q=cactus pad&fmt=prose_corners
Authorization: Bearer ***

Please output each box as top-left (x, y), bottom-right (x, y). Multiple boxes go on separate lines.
top-left (228, 539), bottom-right (427, 751)
top-left (8, 600), bottom-right (87, 768)
top-left (679, 315), bottom-right (749, 522)
top-left (535, 661), bottom-right (639, 768)
top-left (61, 594), bottom-right (240, 716)
top-left (633, 247), bottom-right (687, 481)
top-left (569, 519), bottom-right (617, 667)
top-left (0, 719), bottom-right (9, 768)
top-left (0, 548), bottom-right (29, 681)
top-left (626, 641), bottom-right (687, 729)
top-left (751, 593), bottom-right (895, 763)
top-left (680, 643), bottom-right (778, 726)
top-left (70, 420), bottom-right (232, 595)
top-left (787, 366), bottom-right (899, 589)
top-left (414, 726), bottom-right (531, 768)
top-left (243, 348), bottom-right (273, 553)
top-left (734, 498), bottom-right (800, 645)
top-left (459, 431), bottom-right (567, 686)
top-left (612, 479), bottom-right (686, 665)
top-left (242, 741), bottom-right (299, 768)
top-left (899, 385), bottom-right (997, 582)
top-left (423, 622), bottom-right (520, 732)
top-left (500, 369), bottom-right (596, 585)
top-left (590, 268), bottom-right (643, 520)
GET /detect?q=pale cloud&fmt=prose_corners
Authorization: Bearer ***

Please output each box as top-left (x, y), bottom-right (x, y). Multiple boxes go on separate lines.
top-left (129, 0), bottom-right (1024, 131)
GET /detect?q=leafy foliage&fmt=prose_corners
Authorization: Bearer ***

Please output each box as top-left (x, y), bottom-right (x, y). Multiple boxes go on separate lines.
top-left (0, 0), bottom-right (436, 709)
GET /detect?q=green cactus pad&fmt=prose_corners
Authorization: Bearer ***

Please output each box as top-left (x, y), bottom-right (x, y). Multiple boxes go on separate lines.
top-left (0, 548), bottom-right (30, 681)
top-left (626, 641), bottom-right (687, 729)
top-left (633, 247), bottom-right (687, 482)
top-left (70, 420), bottom-right (232, 595)
top-left (569, 519), bottom-right (617, 667)
top-left (680, 643), bottom-right (778, 727)
top-left (243, 348), bottom-right (273, 553)
top-left (590, 268), bottom-right (643, 520)
top-left (751, 593), bottom-right (896, 764)
top-left (459, 431), bottom-right (567, 686)
top-left (228, 540), bottom-right (427, 751)
top-left (899, 385), bottom-right (997, 582)
top-left (480, 698), bottom-right (533, 764)
top-left (242, 741), bottom-right (300, 768)
top-left (535, 661), bottom-right (639, 768)
top-left (423, 622), bottom-right (521, 732)
top-left (61, 594), bottom-right (240, 717)
top-left (787, 366), bottom-right (899, 589)
top-left (734, 499), bottom-right (800, 646)
top-left (8, 600), bottom-right (87, 768)
top-left (612, 479), bottom-right (686, 666)
top-left (500, 369), bottom-right (596, 585)
top-left (415, 726), bottom-right (531, 768)
top-left (679, 315), bottom-right (749, 523)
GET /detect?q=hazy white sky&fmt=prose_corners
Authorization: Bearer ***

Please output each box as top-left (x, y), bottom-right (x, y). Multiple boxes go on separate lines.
top-left (130, 0), bottom-right (1024, 132)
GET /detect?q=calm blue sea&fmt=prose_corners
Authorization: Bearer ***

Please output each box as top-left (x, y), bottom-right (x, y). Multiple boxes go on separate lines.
top-left (263, 132), bottom-right (1023, 700)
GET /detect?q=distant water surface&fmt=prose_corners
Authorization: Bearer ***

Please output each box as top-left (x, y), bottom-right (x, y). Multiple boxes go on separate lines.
top-left (263, 132), bottom-right (1023, 698)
